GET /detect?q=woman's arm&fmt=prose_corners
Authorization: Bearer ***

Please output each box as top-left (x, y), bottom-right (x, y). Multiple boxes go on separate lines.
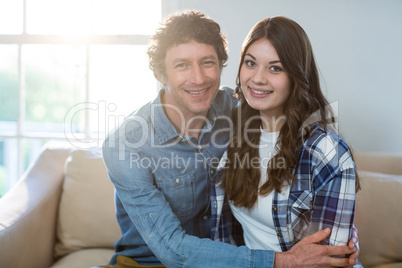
top-left (308, 133), bottom-right (357, 246)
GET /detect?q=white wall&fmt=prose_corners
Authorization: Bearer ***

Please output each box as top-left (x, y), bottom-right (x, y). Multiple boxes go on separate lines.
top-left (164, 0), bottom-right (402, 154)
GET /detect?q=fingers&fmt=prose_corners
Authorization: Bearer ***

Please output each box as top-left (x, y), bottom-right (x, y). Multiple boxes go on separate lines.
top-left (347, 227), bottom-right (360, 265)
top-left (348, 236), bottom-right (357, 249)
top-left (326, 244), bottom-right (357, 257)
top-left (302, 227), bottom-right (331, 244)
top-left (348, 254), bottom-right (358, 266)
top-left (348, 226), bottom-right (358, 249)
top-left (349, 249), bottom-right (360, 265)
top-left (328, 257), bottom-right (352, 268)
top-left (352, 225), bottom-right (358, 236)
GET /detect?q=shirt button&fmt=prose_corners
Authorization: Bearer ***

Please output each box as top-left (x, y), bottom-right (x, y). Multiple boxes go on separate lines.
top-left (277, 232), bottom-right (282, 237)
top-left (175, 178), bottom-right (179, 183)
top-left (203, 215), bottom-right (208, 220)
top-left (210, 169), bottom-right (214, 175)
top-left (272, 206), bottom-right (277, 211)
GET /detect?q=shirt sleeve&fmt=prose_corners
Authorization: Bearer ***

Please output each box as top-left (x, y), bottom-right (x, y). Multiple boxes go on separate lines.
top-left (306, 133), bottom-right (356, 246)
top-left (103, 140), bottom-right (275, 268)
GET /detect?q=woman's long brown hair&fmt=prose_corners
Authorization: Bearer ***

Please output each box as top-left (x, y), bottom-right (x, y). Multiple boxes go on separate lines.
top-left (221, 16), bottom-right (360, 209)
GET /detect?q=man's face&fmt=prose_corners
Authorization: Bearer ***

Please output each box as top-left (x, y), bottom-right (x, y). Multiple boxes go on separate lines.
top-left (160, 40), bottom-right (221, 119)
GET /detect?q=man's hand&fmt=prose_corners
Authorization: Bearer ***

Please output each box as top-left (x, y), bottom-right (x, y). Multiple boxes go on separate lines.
top-left (274, 228), bottom-right (358, 268)
top-left (348, 226), bottom-right (360, 266)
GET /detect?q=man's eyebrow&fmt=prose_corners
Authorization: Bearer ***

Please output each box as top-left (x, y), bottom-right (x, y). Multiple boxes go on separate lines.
top-left (171, 55), bottom-right (217, 64)
top-left (201, 55), bottom-right (218, 61)
top-left (244, 53), bottom-right (281, 64)
top-left (172, 58), bottom-right (189, 64)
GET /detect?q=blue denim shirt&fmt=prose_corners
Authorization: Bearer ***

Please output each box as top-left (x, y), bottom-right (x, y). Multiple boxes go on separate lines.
top-left (102, 87), bottom-right (275, 267)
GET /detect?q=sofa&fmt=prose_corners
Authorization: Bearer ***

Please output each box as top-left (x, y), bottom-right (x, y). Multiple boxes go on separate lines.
top-left (0, 141), bottom-right (401, 268)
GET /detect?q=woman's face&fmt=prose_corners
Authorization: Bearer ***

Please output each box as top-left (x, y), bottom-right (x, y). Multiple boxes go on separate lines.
top-left (240, 38), bottom-right (291, 122)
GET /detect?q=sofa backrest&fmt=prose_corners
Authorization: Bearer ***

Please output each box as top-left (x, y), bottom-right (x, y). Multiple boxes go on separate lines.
top-left (354, 151), bottom-right (402, 175)
top-left (54, 147), bottom-right (121, 258)
top-left (354, 151), bottom-right (402, 267)
top-left (53, 147), bottom-right (402, 267)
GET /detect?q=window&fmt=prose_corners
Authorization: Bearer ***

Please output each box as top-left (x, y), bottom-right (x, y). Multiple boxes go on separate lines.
top-left (0, 0), bottom-right (162, 197)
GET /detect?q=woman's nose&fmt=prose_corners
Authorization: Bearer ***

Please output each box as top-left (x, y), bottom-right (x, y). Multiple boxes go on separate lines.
top-left (252, 68), bottom-right (267, 84)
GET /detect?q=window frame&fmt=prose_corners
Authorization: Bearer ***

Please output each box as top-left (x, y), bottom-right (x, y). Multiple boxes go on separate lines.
top-left (0, 0), bottom-right (165, 192)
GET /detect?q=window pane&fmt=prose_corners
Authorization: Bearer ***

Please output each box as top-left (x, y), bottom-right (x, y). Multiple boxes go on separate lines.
top-left (22, 138), bottom-right (49, 171)
top-left (0, 0), bottom-right (23, 34)
top-left (91, 0), bottom-right (161, 35)
top-left (27, 0), bottom-right (161, 35)
top-left (27, 0), bottom-right (91, 35)
top-left (0, 45), bottom-right (19, 134)
top-left (0, 139), bottom-right (18, 197)
top-left (89, 45), bottom-right (157, 141)
top-left (23, 45), bottom-right (86, 134)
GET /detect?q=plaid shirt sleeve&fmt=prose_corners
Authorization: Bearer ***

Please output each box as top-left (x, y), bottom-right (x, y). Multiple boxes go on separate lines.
top-left (288, 125), bottom-right (357, 247)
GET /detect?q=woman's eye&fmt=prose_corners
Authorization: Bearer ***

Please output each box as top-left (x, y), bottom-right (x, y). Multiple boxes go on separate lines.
top-left (244, 60), bottom-right (256, 67)
top-left (270, 66), bottom-right (283, 72)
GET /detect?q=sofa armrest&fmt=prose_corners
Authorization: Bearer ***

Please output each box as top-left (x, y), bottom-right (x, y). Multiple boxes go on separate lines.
top-left (0, 141), bottom-right (73, 268)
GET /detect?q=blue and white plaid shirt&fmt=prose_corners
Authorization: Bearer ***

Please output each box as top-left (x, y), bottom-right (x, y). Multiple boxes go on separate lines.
top-left (211, 124), bottom-right (357, 251)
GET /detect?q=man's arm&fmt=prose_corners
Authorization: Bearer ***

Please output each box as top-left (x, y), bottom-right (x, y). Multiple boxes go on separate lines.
top-left (103, 140), bottom-right (275, 267)
top-left (109, 166), bottom-right (358, 268)
top-left (275, 228), bottom-right (358, 268)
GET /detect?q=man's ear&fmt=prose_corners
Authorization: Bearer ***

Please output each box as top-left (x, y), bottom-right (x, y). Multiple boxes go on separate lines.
top-left (154, 72), bottom-right (166, 85)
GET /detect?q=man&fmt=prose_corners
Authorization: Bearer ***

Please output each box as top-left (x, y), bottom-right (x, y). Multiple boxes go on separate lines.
top-left (101, 10), bottom-right (359, 267)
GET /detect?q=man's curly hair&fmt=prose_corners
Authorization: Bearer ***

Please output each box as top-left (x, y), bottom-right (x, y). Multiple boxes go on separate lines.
top-left (147, 10), bottom-right (228, 77)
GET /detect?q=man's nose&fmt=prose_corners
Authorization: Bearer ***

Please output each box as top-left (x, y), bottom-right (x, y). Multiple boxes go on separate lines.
top-left (189, 65), bottom-right (206, 84)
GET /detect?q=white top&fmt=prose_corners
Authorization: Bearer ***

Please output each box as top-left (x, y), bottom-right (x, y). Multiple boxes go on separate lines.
top-left (229, 129), bottom-right (284, 251)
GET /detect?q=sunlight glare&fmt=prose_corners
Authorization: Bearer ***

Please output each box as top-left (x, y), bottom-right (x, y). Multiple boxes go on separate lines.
top-left (0, 0), bottom-right (23, 34)
top-left (27, 0), bottom-right (161, 35)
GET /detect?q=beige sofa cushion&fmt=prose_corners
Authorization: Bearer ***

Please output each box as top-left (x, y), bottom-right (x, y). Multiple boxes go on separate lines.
top-left (355, 171), bottom-right (402, 267)
top-left (54, 147), bottom-right (121, 258)
top-left (50, 248), bottom-right (115, 268)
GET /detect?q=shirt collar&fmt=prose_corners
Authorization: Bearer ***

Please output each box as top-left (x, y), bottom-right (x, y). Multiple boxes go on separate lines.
top-left (151, 89), bottom-right (223, 145)
top-left (150, 90), bottom-right (179, 145)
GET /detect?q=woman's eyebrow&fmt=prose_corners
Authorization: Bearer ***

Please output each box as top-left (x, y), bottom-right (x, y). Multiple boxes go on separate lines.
top-left (245, 53), bottom-right (281, 64)
top-left (269, 60), bottom-right (281, 64)
top-left (245, 53), bottom-right (256, 60)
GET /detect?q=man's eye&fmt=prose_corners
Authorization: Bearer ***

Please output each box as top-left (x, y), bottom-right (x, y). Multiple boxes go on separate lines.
top-left (203, 60), bottom-right (216, 67)
top-left (175, 63), bottom-right (188, 69)
top-left (244, 60), bottom-right (256, 67)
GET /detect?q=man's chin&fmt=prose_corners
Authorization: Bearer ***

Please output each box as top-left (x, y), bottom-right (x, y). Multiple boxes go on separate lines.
top-left (192, 101), bottom-right (214, 115)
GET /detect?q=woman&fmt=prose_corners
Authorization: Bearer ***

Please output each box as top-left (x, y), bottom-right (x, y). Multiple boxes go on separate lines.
top-left (212, 15), bottom-right (361, 256)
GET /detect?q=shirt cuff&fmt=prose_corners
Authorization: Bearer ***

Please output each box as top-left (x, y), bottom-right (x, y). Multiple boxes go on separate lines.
top-left (251, 249), bottom-right (275, 268)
